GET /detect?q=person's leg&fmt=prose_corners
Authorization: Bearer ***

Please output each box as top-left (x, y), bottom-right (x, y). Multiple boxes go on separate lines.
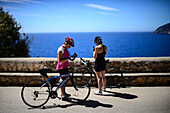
top-left (59, 68), bottom-right (68, 97)
top-left (59, 68), bottom-right (71, 101)
top-left (96, 71), bottom-right (102, 91)
top-left (101, 70), bottom-right (106, 90)
top-left (61, 76), bottom-right (70, 97)
top-left (61, 78), bottom-right (65, 96)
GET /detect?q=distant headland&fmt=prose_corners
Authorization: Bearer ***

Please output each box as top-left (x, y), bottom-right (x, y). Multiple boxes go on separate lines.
top-left (154, 23), bottom-right (170, 34)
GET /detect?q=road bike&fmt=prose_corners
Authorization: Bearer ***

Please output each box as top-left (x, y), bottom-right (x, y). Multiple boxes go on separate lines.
top-left (21, 68), bottom-right (91, 108)
top-left (72, 58), bottom-right (123, 88)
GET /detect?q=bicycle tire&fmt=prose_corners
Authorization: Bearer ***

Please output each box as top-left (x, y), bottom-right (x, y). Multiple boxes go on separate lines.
top-left (72, 67), bottom-right (93, 87)
top-left (64, 77), bottom-right (91, 102)
top-left (105, 66), bottom-right (123, 88)
top-left (21, 79), bottom-right (50, 108)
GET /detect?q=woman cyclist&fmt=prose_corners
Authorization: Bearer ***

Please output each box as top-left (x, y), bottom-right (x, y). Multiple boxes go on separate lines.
top-left (93, 36), bottom-right (107, 95)
top-left (56, 36), bottom-right (75, 101)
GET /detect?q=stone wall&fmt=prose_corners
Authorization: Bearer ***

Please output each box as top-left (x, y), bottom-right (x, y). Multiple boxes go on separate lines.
top-left (0, 57), bottom-right (170, 73)
top-left (0, 73), bottom-right (169, 86)
top-left (0, 57), bottom-right (170, 86)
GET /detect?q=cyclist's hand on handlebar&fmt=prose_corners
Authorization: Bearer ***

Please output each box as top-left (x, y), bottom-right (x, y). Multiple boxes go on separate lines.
top-left (80, 58), bottom-right (85, 63)
top-left (69, 57), bottom-right (75, 61)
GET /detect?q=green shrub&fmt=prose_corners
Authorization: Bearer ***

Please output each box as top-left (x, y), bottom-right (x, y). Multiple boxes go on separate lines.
top-left (0, 7), bottom-right (31, 57)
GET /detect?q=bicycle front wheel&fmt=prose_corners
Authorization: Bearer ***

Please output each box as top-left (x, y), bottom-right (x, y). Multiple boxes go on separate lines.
top-left (72, 67), bottom-right (93, 87)
top-left (21, 79), bottom-right (50, 108)
top-left (64, 77), bottom-right (91, 102)
top-left (105, 66), bottom-right (123, 88)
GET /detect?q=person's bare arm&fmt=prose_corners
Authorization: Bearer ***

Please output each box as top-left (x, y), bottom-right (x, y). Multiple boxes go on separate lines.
top-left (57, 51), bottom-right (68, 63)
top-left (93, 47), bottom-right (98, 59)
top-left (93, 46), bottom-right (103, 59)
top-left (105, 46), bottom-right (107, 57)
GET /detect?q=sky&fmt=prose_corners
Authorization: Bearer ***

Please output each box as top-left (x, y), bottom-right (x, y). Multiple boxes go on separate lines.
top-left (0, 0), bottom-right (170, 33)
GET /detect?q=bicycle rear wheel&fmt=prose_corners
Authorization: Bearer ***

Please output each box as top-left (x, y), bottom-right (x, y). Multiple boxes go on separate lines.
top-left (72, 67), bottom-right (93, 87)
top-left (64, 77), bottom-right (91, 102)
top-left (105, 66), bottom-right (123, 88)
top-left (21, 79), bottom-right (50, 108)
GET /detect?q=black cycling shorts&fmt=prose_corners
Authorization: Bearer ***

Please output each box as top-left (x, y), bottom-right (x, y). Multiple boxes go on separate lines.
top-left (58, 68), bottom-right (69, 75)
top-left (95, 62), bottom-right (106, 72)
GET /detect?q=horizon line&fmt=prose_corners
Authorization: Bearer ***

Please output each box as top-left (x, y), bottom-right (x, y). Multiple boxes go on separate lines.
top-left (20, 31), bottom-right (154, 33)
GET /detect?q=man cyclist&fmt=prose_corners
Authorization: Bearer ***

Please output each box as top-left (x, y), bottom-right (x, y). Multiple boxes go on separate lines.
top-left (56, 36), bottom-right (75, 101)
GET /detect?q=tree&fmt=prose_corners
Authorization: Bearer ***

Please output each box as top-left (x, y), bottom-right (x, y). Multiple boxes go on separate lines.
top-left (0, 7), bottom-right (31, 57)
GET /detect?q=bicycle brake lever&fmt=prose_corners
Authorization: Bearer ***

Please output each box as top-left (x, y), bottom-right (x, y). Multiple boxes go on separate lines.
top-left (80, 58), bottom-right (86, 65)
top-left (80, 58), bottom-right (85, 62)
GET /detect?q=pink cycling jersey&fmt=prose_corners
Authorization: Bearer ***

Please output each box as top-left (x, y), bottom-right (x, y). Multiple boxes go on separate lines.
top-left (56, 45), bottom-right (69, 70)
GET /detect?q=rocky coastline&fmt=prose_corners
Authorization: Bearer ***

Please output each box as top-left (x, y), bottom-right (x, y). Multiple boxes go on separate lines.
top-left (154, 23), bottom-right (170, 34)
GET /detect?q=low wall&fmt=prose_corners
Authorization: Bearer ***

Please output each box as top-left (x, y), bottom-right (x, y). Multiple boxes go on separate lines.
top-left (0, 57), bottom-right (170, 73)
top-left (0, 73), bottom-right (169, 86)
top-left (0, 57), bottom-right (170, 86)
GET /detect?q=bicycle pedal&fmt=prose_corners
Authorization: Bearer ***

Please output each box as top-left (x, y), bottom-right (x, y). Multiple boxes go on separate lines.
top-left (50, 91), bottom-right (58, 99)
top-left (58, 97), bottom-right (61, 100)
top-left (51, 95), bottom-right (57, 99)
top-left (43, 106), bottom-right (46, 109)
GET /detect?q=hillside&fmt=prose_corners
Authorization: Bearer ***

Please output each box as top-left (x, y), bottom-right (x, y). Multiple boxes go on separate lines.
top-left (154, 23), bottom-right (170, 34)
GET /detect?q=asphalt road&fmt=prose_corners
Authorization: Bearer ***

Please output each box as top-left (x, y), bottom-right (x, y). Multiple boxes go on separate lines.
top-left (0, 87), bottom-right (170, 113)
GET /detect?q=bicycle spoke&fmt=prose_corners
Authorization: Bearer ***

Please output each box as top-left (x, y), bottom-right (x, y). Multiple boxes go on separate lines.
top-left (64, 78), bottom-right (90, 102)
top-left (106, 66), bottom-right (123, 88)
top-left (72, 67), bottom-right (92, 87)
top-left (21, 79), bottom-right (50, 108)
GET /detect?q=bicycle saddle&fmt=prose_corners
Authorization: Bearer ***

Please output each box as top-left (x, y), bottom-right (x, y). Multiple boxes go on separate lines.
top-left (39, 68), bottom-right (51, 75)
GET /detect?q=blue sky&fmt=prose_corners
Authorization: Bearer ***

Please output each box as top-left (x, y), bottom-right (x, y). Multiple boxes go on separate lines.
top-left (0, 0), bottom-right (170, 33)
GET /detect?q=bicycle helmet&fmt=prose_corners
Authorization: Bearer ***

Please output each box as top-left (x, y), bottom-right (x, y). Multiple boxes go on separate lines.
top-left (94, 36), bottom-right (102, 44)
top-left (65, 36), bottom-right (74, 47)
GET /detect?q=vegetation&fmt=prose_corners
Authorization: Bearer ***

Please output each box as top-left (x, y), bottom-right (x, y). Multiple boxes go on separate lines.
top-left (0, 7), bottom-right (31, 57)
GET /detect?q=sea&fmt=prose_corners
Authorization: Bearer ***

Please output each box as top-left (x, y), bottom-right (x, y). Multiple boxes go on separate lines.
top-left (27, 32), bottom-right (170, 58)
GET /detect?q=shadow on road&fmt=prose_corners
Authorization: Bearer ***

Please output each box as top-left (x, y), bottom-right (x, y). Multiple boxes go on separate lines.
top-left (100, 90), bottom-right (138, 99)
top-left (28, 98), bottom-right (113, 110)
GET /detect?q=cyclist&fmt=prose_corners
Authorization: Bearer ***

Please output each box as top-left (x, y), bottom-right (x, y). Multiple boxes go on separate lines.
top-left (93, 36), bottom-right (107, 95)
top-left (56, 36), bottom-right (75, 101)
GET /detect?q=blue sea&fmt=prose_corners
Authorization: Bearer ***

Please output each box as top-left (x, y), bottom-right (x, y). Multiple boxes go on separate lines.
top-left (27, 32), bottom-right (170, 58)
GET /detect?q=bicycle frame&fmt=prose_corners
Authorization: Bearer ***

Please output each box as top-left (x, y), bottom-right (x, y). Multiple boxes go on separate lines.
top-left (78, 58), bottom-right (123, 88)
top-left (21, 68), bottom-right (91, 108)
top-left (80, 58), bottom-right (95, 74)
top-left (37, 73), bottom-right (71, 92)
top-left (80, 58), bottom-right (112, 75)
top-left (87, 65), bottom-right (96, 77)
